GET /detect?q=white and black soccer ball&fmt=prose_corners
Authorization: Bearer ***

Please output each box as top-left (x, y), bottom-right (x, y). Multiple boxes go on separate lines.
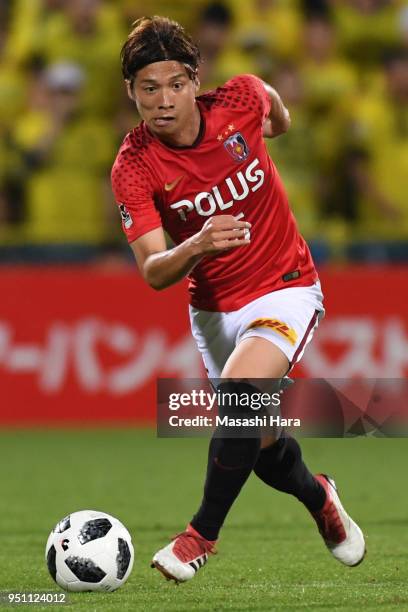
top-left (45, 510), bottom-right (134, 592)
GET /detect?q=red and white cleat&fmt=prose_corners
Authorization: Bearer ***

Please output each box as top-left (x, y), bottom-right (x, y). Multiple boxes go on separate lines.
top-left (151, 524), bottom-right (216, 583)
top-left (311, 474), bottom-right (366, 567)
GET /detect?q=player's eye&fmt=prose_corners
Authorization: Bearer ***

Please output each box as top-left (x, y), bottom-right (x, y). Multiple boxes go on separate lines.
top-left (173, 82), bottom-right (184, 90)
top-left (144, 86), bottom-right (156, 93)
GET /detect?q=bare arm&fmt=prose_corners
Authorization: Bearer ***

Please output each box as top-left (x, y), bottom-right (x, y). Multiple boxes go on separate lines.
top-left (261, 82), bottom-right (291, 139)
top-left (131, 215), bottom-right (251, 290)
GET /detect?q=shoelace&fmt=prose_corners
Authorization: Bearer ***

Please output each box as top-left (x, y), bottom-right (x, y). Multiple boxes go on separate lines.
top-left (171, 530), bottom-right (217, 563)
top-left (314, 501), bottom-right (346, 544)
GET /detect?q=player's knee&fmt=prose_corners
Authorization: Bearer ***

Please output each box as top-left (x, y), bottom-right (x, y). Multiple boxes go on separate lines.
top-left (216, 380), bottom-right (264, 420)
top-left (214, 381), bottom-right (263, 468)
top-left (260, 433), bottom-right (280, 449)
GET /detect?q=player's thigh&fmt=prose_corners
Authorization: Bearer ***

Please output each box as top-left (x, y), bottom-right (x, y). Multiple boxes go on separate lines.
top-left (221, 337), bottom-right (287, 447)
top-left (233, 283), bottom-right (324, 375)
top-left (221, 284), bottom-right (324, 446)
top-left (221, 336), bottom-right (289, 379)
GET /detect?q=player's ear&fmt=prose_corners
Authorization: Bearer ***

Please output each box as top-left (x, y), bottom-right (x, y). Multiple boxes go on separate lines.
top-left (193, 75), bottom-right (200, 93)
top-left (125, 79), bottom-right (135, 101)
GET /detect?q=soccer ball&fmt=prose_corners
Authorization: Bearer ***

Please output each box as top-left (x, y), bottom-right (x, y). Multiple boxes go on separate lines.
top-left (45, 510), bottom-right (134, 592)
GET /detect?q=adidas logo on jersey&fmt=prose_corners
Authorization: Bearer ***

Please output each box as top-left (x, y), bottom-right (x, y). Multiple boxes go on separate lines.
top-left (169, 158), bottom-right (265, 221)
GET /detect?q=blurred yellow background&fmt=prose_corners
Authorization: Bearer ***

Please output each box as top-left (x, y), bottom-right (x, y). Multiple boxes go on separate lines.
top-left (0, 0), bottom-right (407, 264)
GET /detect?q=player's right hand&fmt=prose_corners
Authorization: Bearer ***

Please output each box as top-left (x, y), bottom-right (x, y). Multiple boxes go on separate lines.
top-left (191, 214), bottom-right (251, 255)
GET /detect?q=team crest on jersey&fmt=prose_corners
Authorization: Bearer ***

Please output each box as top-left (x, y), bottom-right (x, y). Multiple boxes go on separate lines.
top-left (118, 203), bottom-right (133, 229)
top-left (224, 132), bottom-right (249, 162)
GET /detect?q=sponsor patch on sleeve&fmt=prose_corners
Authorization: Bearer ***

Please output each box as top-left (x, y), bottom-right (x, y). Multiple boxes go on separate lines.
top-left (118, 203), bottom-right (133, 229)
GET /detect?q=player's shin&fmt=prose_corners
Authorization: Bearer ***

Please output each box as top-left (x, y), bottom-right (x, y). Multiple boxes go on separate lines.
top-left (253, 434), bottom-right (326, 512)
top-left (190, 381), bottom-right (263, 541)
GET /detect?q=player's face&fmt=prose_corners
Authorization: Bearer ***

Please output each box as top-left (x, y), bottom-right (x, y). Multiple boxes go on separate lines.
top-left (128, 61), bottom-right (200, 144)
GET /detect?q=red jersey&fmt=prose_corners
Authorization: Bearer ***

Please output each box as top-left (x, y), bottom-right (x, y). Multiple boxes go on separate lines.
top-left (111, 74), bottom-right (317, 311)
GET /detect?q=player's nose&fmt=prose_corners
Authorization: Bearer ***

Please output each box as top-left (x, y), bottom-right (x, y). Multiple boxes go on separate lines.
top-left (158, 88), bottom-right (175, 110)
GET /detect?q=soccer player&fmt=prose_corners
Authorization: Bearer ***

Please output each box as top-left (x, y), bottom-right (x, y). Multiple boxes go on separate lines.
top-left (111, 16), bottom-right (365, 583)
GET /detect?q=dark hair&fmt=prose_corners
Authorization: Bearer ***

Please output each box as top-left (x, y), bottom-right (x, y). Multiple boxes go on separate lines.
top-left (121, 16), bottom-right (201, 84)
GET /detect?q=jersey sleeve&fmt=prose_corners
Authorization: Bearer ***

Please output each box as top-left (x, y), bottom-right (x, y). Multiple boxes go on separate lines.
top-left (214, 74), bottom-right (271, 124)
top-left (111, 138), bottom-right (162, 243)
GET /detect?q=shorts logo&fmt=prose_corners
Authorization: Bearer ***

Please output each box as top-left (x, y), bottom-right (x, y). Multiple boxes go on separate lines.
top-left (118, 203), bottom-right (133, 229)
top-left (246, 318), bottom-right (298, 346)
top-left (224, 132), bottom-right (249, 161)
